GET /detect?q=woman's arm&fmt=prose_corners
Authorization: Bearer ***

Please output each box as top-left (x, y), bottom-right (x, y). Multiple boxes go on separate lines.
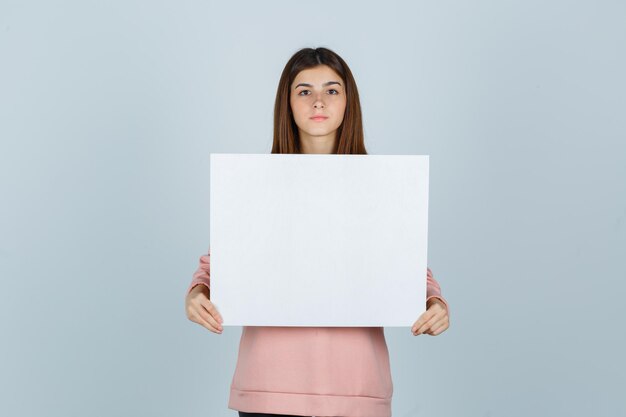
top-left (185, 248), bottom-right (223, 334)
top-left (426, 267), bottom-right (449, 317)
top-left (411, 267), bottom-right (450, 336)
top-left (186, 248), bottom-right (211, 298)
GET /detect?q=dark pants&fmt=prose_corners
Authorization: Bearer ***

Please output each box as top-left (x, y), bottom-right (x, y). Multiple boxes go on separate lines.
top-left (238, 412), bottom-right (310, 417)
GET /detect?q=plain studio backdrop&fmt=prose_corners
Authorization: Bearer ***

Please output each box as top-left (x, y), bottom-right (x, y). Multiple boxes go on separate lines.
top-left (0, 1), bottom-right (624, 416)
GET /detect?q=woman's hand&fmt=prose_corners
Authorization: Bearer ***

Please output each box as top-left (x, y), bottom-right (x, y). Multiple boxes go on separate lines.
top-left (411, 298), bottom-right (449, 336)
top-left (185, 285), bottom-right (224, 334)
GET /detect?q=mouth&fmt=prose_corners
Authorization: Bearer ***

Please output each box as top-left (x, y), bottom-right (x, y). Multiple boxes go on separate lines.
top-left (310, 116), bottom-right (328, 121)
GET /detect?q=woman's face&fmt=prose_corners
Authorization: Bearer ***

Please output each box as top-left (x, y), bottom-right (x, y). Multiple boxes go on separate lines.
top-left (290, 65), bottom-right (347, 153)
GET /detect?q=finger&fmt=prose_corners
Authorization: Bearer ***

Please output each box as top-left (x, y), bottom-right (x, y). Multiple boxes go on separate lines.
top-left (411, 310), bottom-right (435, 333)
top-left (200, 299), bottom-right (224, 324)
top-left (198, 308), bottom-right (223, 333)
top-left (191, 301), bottom-right (223, 333)
top-left (412, 307), bottom-right (441, 333)
top-left (426, 321), bottom-right (442, 335)
top-left (427, 311), bottom-right (449, 333)
top-left (427, 321), bottom-right (449, 336)
top-left (193, 310), bottom-right (223, 334)
top-left (417, 311), bottom-right (444, 335)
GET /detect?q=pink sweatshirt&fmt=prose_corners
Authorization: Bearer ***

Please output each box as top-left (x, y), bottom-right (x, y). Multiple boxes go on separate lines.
top-left (186, 250), bottom-right (449, 417)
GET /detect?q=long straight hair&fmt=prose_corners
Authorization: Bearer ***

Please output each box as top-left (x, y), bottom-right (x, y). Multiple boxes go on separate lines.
top-left (271, 47), bottom-right (367, 155)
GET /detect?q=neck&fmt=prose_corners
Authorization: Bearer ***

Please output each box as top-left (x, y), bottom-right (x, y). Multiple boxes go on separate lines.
top-left (299, 131), bottom-right (337, 154)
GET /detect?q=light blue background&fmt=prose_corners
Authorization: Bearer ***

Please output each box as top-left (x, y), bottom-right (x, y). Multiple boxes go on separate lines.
top-left (1, 1), bottom-right (624, 416)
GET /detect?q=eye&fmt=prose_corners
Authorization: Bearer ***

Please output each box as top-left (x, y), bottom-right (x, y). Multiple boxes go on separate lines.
top-left (297, 89), bottom-right (310, 96)
top-left (328, 89), bottom-right (339, 95)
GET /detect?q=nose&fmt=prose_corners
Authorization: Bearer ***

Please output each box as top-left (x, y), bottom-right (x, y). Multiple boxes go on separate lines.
top-left (313, 92), bottom-right (325, 109)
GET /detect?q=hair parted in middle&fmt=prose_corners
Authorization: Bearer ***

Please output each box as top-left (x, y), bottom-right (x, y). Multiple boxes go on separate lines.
top-left (271, 47), bottom-right (367, 155)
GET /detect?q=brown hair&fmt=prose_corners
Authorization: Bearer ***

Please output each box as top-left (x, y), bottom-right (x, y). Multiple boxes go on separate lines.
top-left (271, 47), bottom-right (367, 155)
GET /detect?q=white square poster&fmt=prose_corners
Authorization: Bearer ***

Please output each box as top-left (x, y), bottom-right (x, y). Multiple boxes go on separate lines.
top-left (209, 153), bottom-right (429, 327)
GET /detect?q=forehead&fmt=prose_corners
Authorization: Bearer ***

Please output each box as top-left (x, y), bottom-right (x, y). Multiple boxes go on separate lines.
top-left (292, 65), bottom-right (343, 87)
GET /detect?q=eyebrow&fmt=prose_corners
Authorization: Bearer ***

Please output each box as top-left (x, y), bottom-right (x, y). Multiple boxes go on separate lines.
top-left (294, 81), bottom-right (342, 89)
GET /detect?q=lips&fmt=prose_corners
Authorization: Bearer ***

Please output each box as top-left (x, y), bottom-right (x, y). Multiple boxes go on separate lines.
top-left (310, 115), bottom-right (328, 121)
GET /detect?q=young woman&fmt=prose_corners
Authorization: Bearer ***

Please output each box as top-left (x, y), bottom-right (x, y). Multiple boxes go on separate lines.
top-left (185, 47), bottom-right (450, 417)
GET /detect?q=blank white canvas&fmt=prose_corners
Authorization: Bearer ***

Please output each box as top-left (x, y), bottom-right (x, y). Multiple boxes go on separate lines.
top-left (210, 153), bottom-right (429, 327)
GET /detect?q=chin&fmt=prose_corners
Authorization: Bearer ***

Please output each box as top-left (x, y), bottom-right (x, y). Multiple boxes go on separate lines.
top-left (307, 126), bottom-right (338, 135)
top-left (309, 133), bottom-right (334, 139)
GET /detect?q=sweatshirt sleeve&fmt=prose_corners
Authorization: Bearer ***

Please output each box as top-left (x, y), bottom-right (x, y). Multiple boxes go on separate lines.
top-left (426, 267), bottom-right (450, 317)
top-left (186, 248), bottom-right (211, 298)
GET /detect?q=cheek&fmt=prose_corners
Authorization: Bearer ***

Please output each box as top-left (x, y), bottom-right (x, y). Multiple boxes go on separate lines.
top-left (290, 100), bottom-right (306, 121)
top-left (335, 98), bottom-right (347, 119)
